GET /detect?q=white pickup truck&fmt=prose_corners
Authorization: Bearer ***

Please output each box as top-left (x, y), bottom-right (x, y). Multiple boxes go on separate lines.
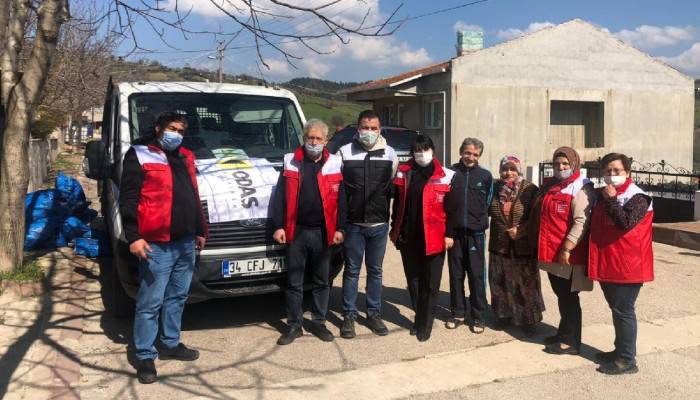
top-left (84, 79), bottom-right (343, 316)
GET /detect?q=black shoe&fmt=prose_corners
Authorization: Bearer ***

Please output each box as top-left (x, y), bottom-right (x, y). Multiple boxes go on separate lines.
top-left (544, 333), bottom-right (563, 344)
top-left (543, 342), bottom-right (580, 355)
top-left (340, 316), bottom-right (356, 339)
top-left (595, 350), bottom-right (618, 363)
top-left (277, 326), bottom-right (303, 345)
top-left (308, 323), bottom-right (334, 342)
top-left (366, 314), bottom-right (389, 336)
top-left (136, 359), bottom-right (157, 384)
top-left (409, 324), bottom-right (417, 336)
top-left (469, 320), bottom-right (485, 334)
top-left (522, 324), bottom-right (536, 338)
top-left (159, 343), bottom-right (200, 361)
top-left (597, 359), bottom-right (639, 375)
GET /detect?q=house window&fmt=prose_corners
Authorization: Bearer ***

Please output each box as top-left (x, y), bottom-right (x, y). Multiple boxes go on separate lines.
top-left (424, 100), bottom-right (443, 129)
top-left (550, 101), bottom-right (604, 148)
top-left (383, 104), bottom-right (397, 126)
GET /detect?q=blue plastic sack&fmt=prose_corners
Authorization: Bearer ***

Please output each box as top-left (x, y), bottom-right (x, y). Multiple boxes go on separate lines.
top-left (74, 237), bottom-right (103, 258)
top-left (24, 218), bottom-right (59, 250)
top-left (55, 172), bottom-right (88, 214)
top-left (62, 216), bottom-right (90, 242)
top-left (54, 231), bottom-right (68, 248)
top-left (24, 190), bottom-right (69, 221)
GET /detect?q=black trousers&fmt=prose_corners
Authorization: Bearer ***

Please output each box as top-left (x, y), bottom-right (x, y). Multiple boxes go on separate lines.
top-left (447, 233), bottom-right (487, 322)
top-left (400, 244), bottom-right (445, 340)
top-left (285, 227), bottom-right (331, 329)
top-left (548, 273), bottom-right (582, 349)
top-left (601, 282), bottom-right (642, 363)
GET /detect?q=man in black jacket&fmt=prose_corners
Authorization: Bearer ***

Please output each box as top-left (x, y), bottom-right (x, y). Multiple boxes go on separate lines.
top-left (120, 112), bottom-right (207, 384)
top-left (337, 110), bottom-right (398, 339)
top-left (445, 137), bottom-right (493, 334)
top-left (270, 119), bottom-right (346, 345)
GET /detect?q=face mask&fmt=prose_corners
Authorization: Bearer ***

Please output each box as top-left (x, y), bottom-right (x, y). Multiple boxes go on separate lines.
top-left (159, 130), bottom-right (183, 151)
top-left (358, 130), bottom-right (379, 147)
top-left (604, 175), bottom-right (627, 187)
top-left (414, 150), bottom-right (433, 167)
top-left (553, 169), bottom-right (573, 180)
top-left (304, 143), bottom-right (324, 158)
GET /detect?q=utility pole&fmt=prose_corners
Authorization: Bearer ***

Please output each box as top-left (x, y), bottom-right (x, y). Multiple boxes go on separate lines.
top-left (217, 41), bottom-right (224, 83)
top-left (208, 40), bottom-right (225, 83)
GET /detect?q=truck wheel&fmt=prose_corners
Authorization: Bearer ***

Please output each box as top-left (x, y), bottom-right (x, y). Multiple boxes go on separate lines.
top-left (104, 239), bottom-right (135, 318)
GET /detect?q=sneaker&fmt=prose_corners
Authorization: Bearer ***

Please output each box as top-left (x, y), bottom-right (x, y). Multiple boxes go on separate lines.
top-left (276, 326), bottom-right (303, 345)
top-left (597, 359), bottom-right (639, 375)
top-left (340, 316), bottom-right (356, 339)
top-left (366, 314), bottom-right (389, 336)
top-left (307, 323), bottom-right (334, 342)
top-left (595, 350), bottom-right (618, 363)
top-left (136, 359), bottom-right (157, 384)
top-left (159, 343), bottom-right (200, 361)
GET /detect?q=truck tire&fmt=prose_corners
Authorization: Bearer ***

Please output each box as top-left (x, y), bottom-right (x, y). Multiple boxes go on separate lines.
top-left (105, 238), bottom-right (135, 318)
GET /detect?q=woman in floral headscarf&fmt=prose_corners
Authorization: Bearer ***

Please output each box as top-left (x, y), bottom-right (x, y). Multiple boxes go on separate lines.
top-left (488, 156), bottom-right (544, 336)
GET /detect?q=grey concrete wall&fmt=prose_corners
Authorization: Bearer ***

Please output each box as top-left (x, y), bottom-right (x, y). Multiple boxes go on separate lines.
top-left (449, 20), bottom-right (695, 174)
top-left (28, 139), bottom-right (50, 192)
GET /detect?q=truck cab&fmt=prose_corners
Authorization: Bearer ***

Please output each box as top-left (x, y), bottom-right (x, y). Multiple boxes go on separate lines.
top-left (84, 79), bottom-right (341, 316)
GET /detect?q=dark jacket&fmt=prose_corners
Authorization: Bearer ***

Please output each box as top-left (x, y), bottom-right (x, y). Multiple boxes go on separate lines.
top-left (337, 138), bottom-right (398, 224)
top-left (488, 179), bottom-right (539, 257)
top-left (120, 135), bottom-right (206, 244)
top-left (446, 162), bottom-right (494, 234)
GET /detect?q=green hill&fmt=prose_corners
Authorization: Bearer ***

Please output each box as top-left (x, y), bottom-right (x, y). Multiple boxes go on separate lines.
top-left (109, 59), bottom-right (364, 133)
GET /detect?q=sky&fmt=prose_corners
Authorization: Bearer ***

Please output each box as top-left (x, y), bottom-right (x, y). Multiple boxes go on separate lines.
top-left (110, 0), bottom-right (700, 83)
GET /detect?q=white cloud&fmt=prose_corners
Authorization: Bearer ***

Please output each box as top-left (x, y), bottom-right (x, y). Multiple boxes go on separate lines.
top-left (613, 25), bottom-right (696, 50)
top-left (453, 21), bottom-right (483, 32)
top-left (658, 42), bottom-right (700, 76)
top-left (261, 58), bottom-right (293, 78)
top-left (344, 36), bottom-right (432, 68)
top-left (496, 21), bottom-right (555, 41)
top-left (300, 58), bottom-right (332, 78)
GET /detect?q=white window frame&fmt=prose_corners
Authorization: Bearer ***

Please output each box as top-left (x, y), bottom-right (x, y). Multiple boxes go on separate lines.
top-left (396, 104), bottom-right (405, 126)
top-left (424, 100), bottom-right (443, 129)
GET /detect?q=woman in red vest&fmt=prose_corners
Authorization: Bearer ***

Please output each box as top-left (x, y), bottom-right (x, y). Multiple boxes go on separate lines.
top-left (390, 135), bottom-right (456, 342)
top-left (535, 146), bottom-right (595, 356)
top-left (589, 153), bottom-right (653, 375)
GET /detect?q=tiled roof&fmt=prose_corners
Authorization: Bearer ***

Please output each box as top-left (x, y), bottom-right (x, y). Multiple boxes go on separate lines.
top-left (344, 60), bottom-right (451, 94)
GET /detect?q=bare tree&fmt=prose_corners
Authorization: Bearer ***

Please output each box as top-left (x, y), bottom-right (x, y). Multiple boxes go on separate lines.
top-left (0, 0), bottom-right (403, 272)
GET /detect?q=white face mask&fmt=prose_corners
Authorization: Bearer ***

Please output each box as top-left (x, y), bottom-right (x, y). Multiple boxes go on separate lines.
top-left (414, 150), bottom-right (433, 167)
top-left (553, 169), bottom-right (573, 180)
top-left (604, 175), bottom-right (627, 187)
top-left (358, 130), bottom-right (379, 147)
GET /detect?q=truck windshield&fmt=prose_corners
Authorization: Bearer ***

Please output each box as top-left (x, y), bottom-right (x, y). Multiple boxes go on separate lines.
top-left (128, 93), bottom-right (303, 161)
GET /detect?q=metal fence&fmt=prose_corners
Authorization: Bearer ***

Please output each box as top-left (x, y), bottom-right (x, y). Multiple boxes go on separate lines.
top-left (538, 160), bottom-right (700, 223)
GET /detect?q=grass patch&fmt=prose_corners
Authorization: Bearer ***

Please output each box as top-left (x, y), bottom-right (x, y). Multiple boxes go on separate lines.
top-left (0, 261), bottom-right (45, 282)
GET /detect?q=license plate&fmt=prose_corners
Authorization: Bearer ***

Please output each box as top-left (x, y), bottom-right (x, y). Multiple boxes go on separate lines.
top-left (221, 257), bottom-right (286, 278)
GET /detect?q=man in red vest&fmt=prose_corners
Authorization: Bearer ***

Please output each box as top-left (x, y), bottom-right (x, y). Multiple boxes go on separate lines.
top-left (271, 119), bottom-right (346, 345)
top-left (589, 152), bottom-right (654, 375)
top-left (120, 112), bottom-right (208, 384)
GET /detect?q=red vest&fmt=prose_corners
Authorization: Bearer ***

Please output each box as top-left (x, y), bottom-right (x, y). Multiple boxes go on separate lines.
top-left (283, 147), bottom-right (343, 246)
top-left (390, 159), bottom-right (455, 256)
top-left (588, 181), bottom-right (654, 283)
top-left (132, 144), bottom-right (208, 242)
top-left (538, 172), bottom-right (591, 266)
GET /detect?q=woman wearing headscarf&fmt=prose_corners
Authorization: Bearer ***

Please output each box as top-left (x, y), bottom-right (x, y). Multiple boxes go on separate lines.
top-left (533, 146), bottom-right (595, 355)
top-left (390, 135), bottom-right (456, 342)
top-left (589, 153), bottom-right (653, 375)
top-left (488, 156), bottom-right (545, 337)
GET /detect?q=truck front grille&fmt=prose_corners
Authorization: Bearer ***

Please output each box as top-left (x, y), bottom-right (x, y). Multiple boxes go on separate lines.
top-left (201, 201), bottom-right (275, 249)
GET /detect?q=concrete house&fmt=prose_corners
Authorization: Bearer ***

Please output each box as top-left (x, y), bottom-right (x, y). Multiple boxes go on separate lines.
top-left (344, 19), bottom-right (695, 174)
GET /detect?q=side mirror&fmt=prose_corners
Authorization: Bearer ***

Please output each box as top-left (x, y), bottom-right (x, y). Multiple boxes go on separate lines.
top-left (83, 140), bottom-right (107, 180)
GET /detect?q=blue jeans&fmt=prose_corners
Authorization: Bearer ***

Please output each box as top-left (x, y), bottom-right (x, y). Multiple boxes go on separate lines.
top-left (601, 282), bottom-right (643, 363)
top-left (133, 236), bottom-right (196, 361)
top-left (342, 223), bottom-right (389, 318)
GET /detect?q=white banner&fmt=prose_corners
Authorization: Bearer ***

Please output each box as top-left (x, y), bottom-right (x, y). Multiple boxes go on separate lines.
top-left (195, 157), bottom-right (279, 223)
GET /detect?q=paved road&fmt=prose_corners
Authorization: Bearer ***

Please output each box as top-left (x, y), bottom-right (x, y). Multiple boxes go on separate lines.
top-left (67, 240), bottom-right (700, 400)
